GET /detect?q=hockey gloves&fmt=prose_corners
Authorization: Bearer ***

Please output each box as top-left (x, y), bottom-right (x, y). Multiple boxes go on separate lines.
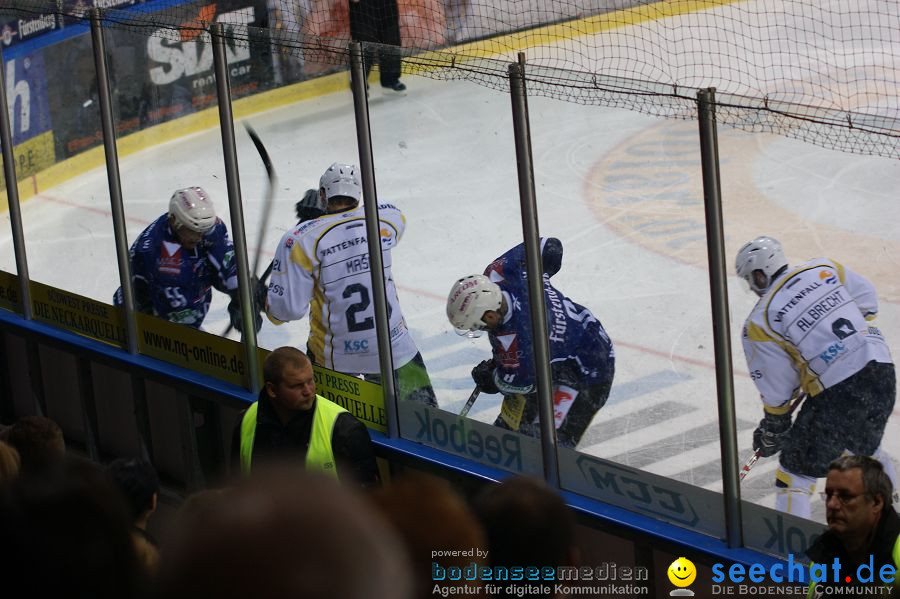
top-left (752, 411), bottom-right (792, 458)
top-left (131, 279), bottom-right (154, 314)
top-left (254, 275), bottom-right (269, 312)
top-left (471, 359), bottom-right (500, 394)
top-left (227, 296), bottom-right (262, 334)
top-left (550, 358), bottom-right (582, 388)
top-left (227, 275), bottom-right (265, 334)
top-left (295, 188), bottom-right (326, 223)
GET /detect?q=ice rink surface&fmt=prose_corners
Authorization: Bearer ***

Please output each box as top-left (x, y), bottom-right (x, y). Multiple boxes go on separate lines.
top-left (2, 0), bottom-right (899, 524)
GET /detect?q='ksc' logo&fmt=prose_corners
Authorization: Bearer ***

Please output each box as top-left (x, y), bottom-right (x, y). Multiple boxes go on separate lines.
top-left (344, 339), bottom-right (369, 353)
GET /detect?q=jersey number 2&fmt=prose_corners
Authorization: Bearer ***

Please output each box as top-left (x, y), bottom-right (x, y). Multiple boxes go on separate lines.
top-left (343, 283), bottom-right (392, 332)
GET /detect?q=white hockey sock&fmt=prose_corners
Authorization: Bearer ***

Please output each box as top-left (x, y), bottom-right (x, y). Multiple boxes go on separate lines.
top-left (774, 468), bottom-right (816, 518)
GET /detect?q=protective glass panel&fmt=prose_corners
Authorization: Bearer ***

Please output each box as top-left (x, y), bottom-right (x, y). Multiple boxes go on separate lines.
top-left (525, 103), bottom-right (727, 538)
top-left (0, 25), bottom-right (111, 304)
top-left (1, 2), bottom-right (895, 559)
top-left (248, 31), bottom-right (371, 367)
top-left (724, 123), bottom-right (900, 556)
top-left (370, 59), bottom-right (540, 454)
top-left (108, 17), bottom-right (235, 334)
top-left (358, 56), bottom-right (540, 468)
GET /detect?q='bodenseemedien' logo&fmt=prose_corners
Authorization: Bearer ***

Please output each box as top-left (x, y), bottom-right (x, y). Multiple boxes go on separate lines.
top-left (431, 560), bottom-right (649, 597)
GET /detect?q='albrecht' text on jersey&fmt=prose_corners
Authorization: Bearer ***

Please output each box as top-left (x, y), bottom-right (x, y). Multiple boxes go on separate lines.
top-left (741, 257), bottom-right (892, 408)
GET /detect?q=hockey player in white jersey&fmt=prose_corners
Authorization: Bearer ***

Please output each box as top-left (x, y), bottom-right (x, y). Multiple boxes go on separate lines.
top-left (264, 163), bottom-right (437, 406)
top-left (736, 236), bottom-right (896, 518)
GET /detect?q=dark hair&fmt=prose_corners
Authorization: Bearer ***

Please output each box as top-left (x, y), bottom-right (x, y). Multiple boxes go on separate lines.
top-left (326, 196), bottom-right (359, 212)
top-left (473, 475), bottom-right (575, 574)
top-left (370, 476), bottom-right (485, 599)
top-left (107, 457), bottom-right (160, 521)
top-left (0, 459), bottom-right (140, 598)
top-left (263, 347), bottom-right (310, 386)
top-left (157, 467), bottom-right (411, 599)
top-left (7, 416), bottom-right (65, 476)
top-left (0, 440), bottom-right (21, 481)
top-left (828, 455), bottom-right (893, 505)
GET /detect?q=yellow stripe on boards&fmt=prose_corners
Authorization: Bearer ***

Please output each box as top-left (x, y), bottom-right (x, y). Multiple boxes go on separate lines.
top-left (406, 0), bottom-right (746, 70)
top-left (1, 70), bottom-right (349, 208)
top-left (1, 0), bottom-right (736, 208)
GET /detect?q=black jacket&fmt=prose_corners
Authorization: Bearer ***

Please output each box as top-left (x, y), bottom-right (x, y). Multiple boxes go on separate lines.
top-left (806, 504), bottom-right (900, 595)
top-left (231, 390), bottom-right (379, 488)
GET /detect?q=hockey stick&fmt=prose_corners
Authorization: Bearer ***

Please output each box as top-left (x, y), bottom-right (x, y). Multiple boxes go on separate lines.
top-left (222, 189), bottom-right (322, 336)
top-left (459, 387), bottom-right (480, 418)
top-left (738, 452), bottom-right (763, 482)
top-left (245, 123), bottom-right (277, 278)
top-left (222, 124), bottom-right (277, 337)
top-left (739, 393), bottom-right (806, 482)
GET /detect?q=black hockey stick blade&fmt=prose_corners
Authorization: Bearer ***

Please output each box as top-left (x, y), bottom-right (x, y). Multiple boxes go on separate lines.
top-left (244, 122), bottom-right (277, 278)
top-left (244, 123), bottom-right (275, 181)
top-left (459, 387), bottom-right (480, 418)
top-left (222, 123), bottom-right (277, 338)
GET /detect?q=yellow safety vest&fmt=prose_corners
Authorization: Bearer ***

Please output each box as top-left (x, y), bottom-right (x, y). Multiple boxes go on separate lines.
top-left (239, 395), bottom-right (347, 478)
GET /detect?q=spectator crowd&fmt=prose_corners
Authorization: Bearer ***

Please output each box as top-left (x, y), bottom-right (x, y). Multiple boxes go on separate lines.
top-left (0, 413), bottom-right (583, 599)
top-left (4, 411), bottom-right (894, 598)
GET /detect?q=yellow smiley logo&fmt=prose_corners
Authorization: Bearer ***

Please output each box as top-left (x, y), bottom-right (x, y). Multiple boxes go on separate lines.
top-left (668, 557), bottom-right (696, 587)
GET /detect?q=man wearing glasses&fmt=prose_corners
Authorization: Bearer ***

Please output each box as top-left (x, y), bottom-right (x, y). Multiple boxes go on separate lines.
top-left (805, 455), bottom-right (899, 597)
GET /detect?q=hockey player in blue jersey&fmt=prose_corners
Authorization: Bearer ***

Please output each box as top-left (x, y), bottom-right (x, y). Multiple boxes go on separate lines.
top-left (113, 187), bottom-right (255, 331)
top-left (446, 238), bottom-right (615, 448)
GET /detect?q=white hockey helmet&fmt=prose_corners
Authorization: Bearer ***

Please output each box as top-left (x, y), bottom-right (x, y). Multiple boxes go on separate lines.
top-left (735, 236), bottom-right (788, 296)
top-left (319, 162), bottom-right (362, 205)
top-left (168, 187), bottom-right (216, 233)
top-left (447, 275), bottom-right (502, 333)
